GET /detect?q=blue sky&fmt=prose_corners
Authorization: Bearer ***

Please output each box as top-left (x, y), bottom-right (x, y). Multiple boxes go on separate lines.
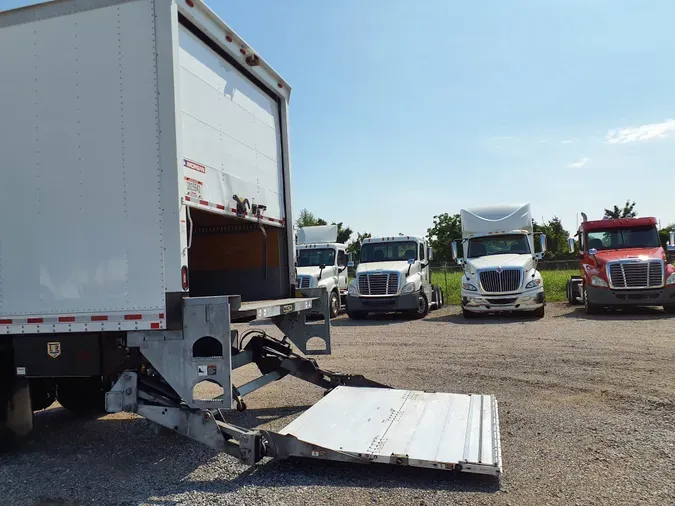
top-left (3, 0), bottom-right (675, 239)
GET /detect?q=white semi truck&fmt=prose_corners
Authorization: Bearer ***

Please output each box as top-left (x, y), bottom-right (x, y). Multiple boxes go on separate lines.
top-left (295, 225), bottom-right (349, 318)
top-left (0, 0), bottom-right (501, 478)
top-left (452, 204), bottom-right (547, 319)
top-left (346, 236), bottom-right (444, 319)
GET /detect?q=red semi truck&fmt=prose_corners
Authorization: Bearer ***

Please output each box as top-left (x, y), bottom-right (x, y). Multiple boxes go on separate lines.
top-left (566, 214), bottom-right (675, 314)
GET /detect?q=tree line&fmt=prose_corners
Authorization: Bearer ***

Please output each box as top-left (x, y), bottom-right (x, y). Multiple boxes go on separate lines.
top-left (296, 201), bottom-right (675, 264)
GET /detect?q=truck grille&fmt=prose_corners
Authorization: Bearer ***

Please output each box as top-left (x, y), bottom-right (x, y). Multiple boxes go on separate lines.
top-left (479, 269), bottom-right (522, 293)
top-left (298, 276), bottom-right (311, 288)
top-left (358, 273), bottom-right (399, 296)
top-left (607, 261), bottom-right (663, 289)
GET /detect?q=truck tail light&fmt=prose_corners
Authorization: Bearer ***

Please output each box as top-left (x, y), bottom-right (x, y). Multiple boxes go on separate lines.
top-left (181, 266), bottom-right (189, 291)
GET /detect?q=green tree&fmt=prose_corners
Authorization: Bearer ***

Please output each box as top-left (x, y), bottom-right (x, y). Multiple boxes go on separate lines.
top-left (426, 213), bottom-right (462, 264)
top-left (660, 223), bottom-right (675, 251)
top-left (347, 231), bottom-right (372, 260)
top-left (604, 200), bottom-right (637, 219)
top-left (296, 208), bottom-right (327, 227)
top-left (332, 222), bottom-right (353, 244)
top-left (532, 216), bottom-right (570, 258)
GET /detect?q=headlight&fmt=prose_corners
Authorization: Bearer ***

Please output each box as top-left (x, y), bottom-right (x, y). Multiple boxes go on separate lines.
top-left (348, 281), bottom-right (359, 295)
top-left (462, 283), bottom-right (477, 291)
top-left (666, 273), bottom-right (675, 285)
top-left (526, 279), bottom-right (542, 289)
top-left (401, 282), bottom-right (416, 294)
top-left (590, 275), bottom-right (607, 287)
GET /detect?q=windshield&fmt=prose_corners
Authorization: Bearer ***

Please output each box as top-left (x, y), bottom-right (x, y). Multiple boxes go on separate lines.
top-left (586, 226), bottom-right (660, 251)
top-left (297, 248), bottom-right (336, 267)
top-left (467, 234), bottom-right (531, 258)
top-left (360, 241), bottom-right (417, 263)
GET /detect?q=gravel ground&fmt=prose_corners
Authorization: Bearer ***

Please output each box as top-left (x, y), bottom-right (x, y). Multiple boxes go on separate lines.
top-left (1, 302), bottom-right (675, 506)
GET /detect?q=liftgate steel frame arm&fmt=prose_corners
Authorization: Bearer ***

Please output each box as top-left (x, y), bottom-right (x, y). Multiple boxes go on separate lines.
top-left (105, 289), bottom-right (390, 465)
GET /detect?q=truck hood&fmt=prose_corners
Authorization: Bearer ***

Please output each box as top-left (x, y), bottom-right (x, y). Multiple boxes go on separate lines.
top-left (297, 266), bottom-right (337, 278)
top-left (592, 247), bottom-right (664, 263)
top-left (466, 254), bottom-right (534, 271)
top-left (356, 261), bottom-right (409, 275)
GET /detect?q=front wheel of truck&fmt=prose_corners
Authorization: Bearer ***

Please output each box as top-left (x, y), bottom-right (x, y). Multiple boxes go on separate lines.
top-left (347, 310), bottom-right (367, 320)
top-left (584, 287), bottom-right (601, 315)
top-left (462, 308), bottom-right (477, 319)
top-left (329, 290), bottom-right (340, 319)
top-left (533, 305), bottom-right (545, 318)
top-left (411, 293), bottom-right (429, 320)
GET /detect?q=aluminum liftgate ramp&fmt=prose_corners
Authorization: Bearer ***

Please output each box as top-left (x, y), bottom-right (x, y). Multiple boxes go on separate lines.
top-left (106, 288), bottom-right (502, 478)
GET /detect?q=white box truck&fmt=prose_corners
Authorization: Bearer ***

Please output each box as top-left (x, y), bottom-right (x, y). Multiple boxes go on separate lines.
top-left (0, 0), bottom-right (501, 478)
top-left (295, 225), bottom-right (349, 318)
top-left (346, 236), bottom-right (444, 319)
top-left (452, 204), bottom-right (547, 319)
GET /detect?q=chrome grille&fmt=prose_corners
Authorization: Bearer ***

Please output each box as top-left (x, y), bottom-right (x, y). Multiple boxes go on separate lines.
top-left (607, 261), bottom-right (663, 289)
top-left (358, 272), bottom-right (400, 296)
top-left (479, 269), bottom-right (522, 293)
top-left (298, 276), bottom-right (311, 288)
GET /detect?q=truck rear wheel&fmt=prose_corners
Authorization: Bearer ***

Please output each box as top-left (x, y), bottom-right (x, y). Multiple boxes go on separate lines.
top-left (56, 377), bottom-right (106, 414)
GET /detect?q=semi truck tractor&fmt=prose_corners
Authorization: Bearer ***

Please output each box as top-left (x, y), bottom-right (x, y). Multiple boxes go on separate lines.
top-left (346, 236), bottom-right (444, 320)
top-left (452, 204), bottom-right (547, 319)
top-left (0, 0), bottom-right (502, 477)
top-left (295, 225), bottom-right (349, 318)
top-left (566, 213), bottom-right (675, 314)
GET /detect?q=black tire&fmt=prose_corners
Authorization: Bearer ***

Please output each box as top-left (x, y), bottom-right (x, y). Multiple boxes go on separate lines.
top-left (533, 305), bottom-right (545, 318)
top-left (57, 377), bottom-right (106, 414)
top-left (329, 290), bottom-right (340, 319)
top-left (347, 310), bottom-right (367, 320)
top-left (430, 286), bottom-right (439, 311)
top-left (462, 307), bottom-right (476, 319)
top-left (566, 280), bottom-right (574, 305)
top-left (411, 293), bottom-right (429, 319)
top-left (438, 287), bottom-right (445, 308)
top-left (584, 286), bottom-right (601, 315)
top-left (664, 305), bottom-right (675, 314)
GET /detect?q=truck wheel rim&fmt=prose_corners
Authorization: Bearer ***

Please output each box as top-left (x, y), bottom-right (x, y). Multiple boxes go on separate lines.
top-left (331, 294), bottom-right (339, 314)
top-left (418, 296), bottom-right (426, 314)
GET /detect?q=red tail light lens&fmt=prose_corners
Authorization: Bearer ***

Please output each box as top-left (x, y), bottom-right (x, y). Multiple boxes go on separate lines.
top-left (181, 266), bottom-right (189, 291)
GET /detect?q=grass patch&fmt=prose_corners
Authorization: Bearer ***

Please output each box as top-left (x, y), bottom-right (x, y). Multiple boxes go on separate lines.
top-left (431, 269), bottom-right (577, 305)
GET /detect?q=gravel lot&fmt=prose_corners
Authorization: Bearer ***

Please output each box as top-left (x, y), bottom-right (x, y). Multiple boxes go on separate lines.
top-left (1, 302), bottom-right (674, 506)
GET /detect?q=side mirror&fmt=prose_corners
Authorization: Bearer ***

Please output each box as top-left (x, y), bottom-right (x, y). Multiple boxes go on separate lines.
top-left (319, 264), bottom-right (326, 270)
top-left (347, 260), bottom-right (355, 268)
top-left (428, 247), bottom-right (434, 261)
top-left (407, 258), bottom-right (415, 265)
top-left (568, 237), bottom-right (575, 254)
top-left (539, 234), bottom-right (547, 253)
top-left (451, 241), bottom-right (463, 264)
top-left (669, 231), bottom-right (675, 252)
top-left (589, 248), bottom-right (598, 256)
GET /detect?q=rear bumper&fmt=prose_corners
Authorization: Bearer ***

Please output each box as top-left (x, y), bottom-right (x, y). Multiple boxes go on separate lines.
top-left (586, 284), bottom-right (675, 307)
top-left (462, 288), bottom-right (545, 313)
top-left (347, 292), bottom-right (419, 313)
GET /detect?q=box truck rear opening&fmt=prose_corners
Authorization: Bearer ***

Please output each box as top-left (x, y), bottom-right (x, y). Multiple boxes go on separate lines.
top-left (0, 0), bottom-right (502, 478)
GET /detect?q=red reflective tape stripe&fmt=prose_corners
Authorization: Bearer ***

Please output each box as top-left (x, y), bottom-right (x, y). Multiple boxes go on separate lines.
top-left (91, 315), bottom-right (108, 321)
top-left (184, 196), bottom-right (192, 201)
top-left (216, 204), bottom-right (225, 210)
top-left (150, 322), bottom-right (160, 329)
top-left (124, 314), bottom-right (143, 320)
top-left (58, 316), bottom-right (76, 323)
top-left (199, 200), bottom-right (209, 206)
top-left (159, 313), bottom-right (165, 319)
top-left (0, 319), bottom-right (11, 324)
top-left (27, 318), bottom-right (43, 324)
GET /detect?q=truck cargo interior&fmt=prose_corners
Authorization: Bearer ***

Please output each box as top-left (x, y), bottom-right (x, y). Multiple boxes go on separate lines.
top-left (186, 208), bottom-right (289, 302)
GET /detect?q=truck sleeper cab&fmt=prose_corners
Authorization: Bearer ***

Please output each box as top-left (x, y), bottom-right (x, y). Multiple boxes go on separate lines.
top-left (567, 216), bottom-right (675, 314)
top-left (346, 236), bottom-right (444, 319)
top-left (453, 204), bottom-right (547, 319)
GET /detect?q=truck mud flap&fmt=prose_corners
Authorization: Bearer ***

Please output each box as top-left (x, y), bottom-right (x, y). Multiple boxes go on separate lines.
top-left (275, 386), bottom-right (502, 477)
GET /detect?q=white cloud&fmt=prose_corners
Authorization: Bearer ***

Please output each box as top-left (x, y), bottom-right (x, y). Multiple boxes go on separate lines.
top-left (567, 157), bottom-right (589, 168)
top-left (605, 119), bottom-right (675, 144)
top-left (561, 139), bottom-right (573, 144)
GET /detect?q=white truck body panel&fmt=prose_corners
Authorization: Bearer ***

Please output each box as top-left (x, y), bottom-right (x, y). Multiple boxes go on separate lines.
top-left (460, 204), bottom-right (533, 239)
top-left (297, 225), bottom-right (338, 245)
top-left (0, 0), bottom-right (293, 332)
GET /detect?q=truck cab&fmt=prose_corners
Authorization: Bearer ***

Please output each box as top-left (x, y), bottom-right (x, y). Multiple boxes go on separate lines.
top-left (346, 236), bottom-right (444, 319)
top-left (295, 225), bottom-right (349, 318)
top-left (567, 215), bottom-right (675, 314)
top-left (452, 204), bottom-right (547, 319)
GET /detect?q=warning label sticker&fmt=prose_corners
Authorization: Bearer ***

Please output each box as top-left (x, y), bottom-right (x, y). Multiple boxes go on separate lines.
top-left (184, 159), bottom-right (206, 173)
top-left (185, 177), bottom-right (203, 200)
